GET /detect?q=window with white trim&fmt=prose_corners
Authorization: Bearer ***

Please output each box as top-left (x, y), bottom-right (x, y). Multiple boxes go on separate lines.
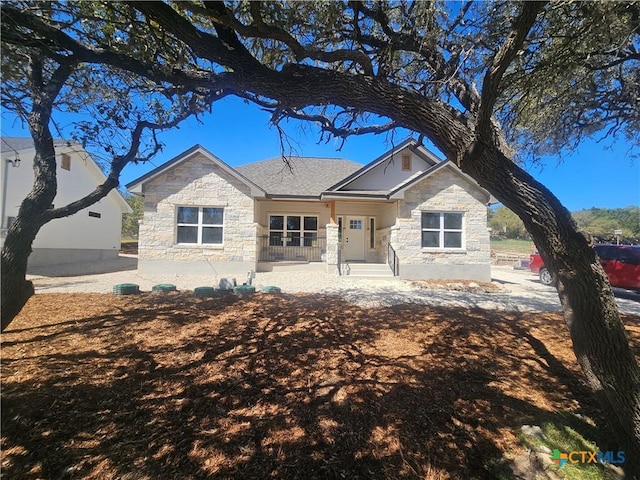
top-left (421, 212), bottom-right (463, 249)
top-left (269, 215), bottom-right (318, 246)
top-left (176, 206), bottom-right (224, 245)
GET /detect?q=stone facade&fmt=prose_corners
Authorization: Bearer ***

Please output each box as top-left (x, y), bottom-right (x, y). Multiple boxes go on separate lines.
top-left (138, 153), bottom-right (257, 275)
top-left (134, 150), bottom-right (490, 281)
top-left (390, 168), bottom-right (491, 281)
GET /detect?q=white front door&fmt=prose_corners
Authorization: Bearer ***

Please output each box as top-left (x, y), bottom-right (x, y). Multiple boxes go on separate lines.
top-left (344, 216), bottom-right (365, 261)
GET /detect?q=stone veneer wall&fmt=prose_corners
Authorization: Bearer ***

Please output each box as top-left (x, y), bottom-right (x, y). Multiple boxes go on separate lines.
top-left (138, 154), bottom-right (257, 275)
top-left (390, 168), bottom-right (491, 281)
top-left (325, 223), bottom-right (340, 273)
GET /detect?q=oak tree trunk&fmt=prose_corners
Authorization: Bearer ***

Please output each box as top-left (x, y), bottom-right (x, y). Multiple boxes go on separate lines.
top-left (1, 229), bottom-right (36, 330)
top-left (1, 190), bottom-right (53, 331)
top-left (462, 142), bottom-right (640, 477)
top-left (1, 96), bottom-right (58, 331)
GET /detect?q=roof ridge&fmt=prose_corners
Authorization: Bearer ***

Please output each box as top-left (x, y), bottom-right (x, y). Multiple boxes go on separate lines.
top-left (236, 156), bottom-right (360, 168)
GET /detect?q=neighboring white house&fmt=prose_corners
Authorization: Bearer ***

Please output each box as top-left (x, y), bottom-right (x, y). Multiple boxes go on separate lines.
top-left (1, 137), bottom-right (132, 267)
top-left (127, 138), bottom-right (492, 281)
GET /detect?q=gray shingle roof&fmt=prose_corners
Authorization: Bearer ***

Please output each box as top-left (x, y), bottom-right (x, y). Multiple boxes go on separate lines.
top-left (1, 136), bottom-right (73, 153)
top-left (236, 156), bottom-right (362, 197)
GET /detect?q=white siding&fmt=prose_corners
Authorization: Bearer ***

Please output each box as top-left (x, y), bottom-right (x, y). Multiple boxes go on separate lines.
top-left (1, 143), bottom-right (128, 259)
top-left (342, 150), bottom-right (434, 191)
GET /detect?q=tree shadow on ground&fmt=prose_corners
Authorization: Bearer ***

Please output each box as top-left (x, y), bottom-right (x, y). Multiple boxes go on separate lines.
top-left (2, 292), bottom-right (635, 479)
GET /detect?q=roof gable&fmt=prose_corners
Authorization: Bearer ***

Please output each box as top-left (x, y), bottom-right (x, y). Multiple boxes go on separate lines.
top-left (125, 140), bottom-right (490, 203)
top-left (1, 137), bottom-right (80, 154)
top-left (126, 145), bottom-right (266, 197)
top-left (388, 161), bottom-right (491, 203)
top-left (1, 136), bottom-right (131, 212)
top-left (327, 138), bottom-right (441, 192)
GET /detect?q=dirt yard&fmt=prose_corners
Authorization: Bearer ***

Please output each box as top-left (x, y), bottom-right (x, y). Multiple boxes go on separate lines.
top-left (2, 292), bottom-right (639, 479)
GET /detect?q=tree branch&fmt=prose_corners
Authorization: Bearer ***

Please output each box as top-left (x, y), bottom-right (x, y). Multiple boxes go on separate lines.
top-left (273, 107), bottom-right (398, 139)
top-left (45, 91), bottom-right (230, 222)
top-left (475, 1), bottom-right (547, 140)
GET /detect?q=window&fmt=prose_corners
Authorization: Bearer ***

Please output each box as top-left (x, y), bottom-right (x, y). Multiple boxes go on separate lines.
top-left (88, 211), bottom-right (101, 218)
top-left (337, 216), bottom-right (343, 243)
top-left (269, 215), bottom-right (318, 246)
top-left (176, 206), bottom-right (224, 245)
top-left (369, 217), bottom-right (375, 249)
top-left (349, 219), bottom-right (362, 230)
top-left (402, 154), bottom-right (412, 171)
top-left (421, 212), bottom-right (463, 249)
top-left (61, 153), bottom-right (71, 171)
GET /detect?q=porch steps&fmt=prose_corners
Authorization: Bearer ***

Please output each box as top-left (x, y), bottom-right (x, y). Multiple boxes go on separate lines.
top-left (344, 262), bottom-right (396, 278)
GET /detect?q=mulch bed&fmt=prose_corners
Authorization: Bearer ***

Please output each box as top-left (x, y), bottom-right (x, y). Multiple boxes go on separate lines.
top-left (2, 293), bottom-right (639, 479)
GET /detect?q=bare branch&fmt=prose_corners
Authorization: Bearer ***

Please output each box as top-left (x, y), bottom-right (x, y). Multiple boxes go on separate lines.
top-left (45, 89), bottom-right (230, 221)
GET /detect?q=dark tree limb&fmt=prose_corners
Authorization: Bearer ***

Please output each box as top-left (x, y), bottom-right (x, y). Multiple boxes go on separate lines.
top-left (475, 1), bottom-right (547, 141)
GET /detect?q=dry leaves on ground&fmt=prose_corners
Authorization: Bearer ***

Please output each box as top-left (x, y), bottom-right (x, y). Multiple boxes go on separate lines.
top-left (2, 292), bottom-right (639, 479)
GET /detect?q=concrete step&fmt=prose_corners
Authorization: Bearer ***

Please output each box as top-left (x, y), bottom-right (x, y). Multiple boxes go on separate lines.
top-left (344, 263), bottom-right (396, 278)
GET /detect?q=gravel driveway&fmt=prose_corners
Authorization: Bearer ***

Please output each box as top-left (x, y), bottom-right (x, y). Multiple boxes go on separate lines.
top-left (26, 255), bottom-right (640, 315)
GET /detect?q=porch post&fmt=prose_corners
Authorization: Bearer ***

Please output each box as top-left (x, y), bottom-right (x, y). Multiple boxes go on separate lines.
top-left (329, 200), bottom-right (337, 225)
top-left (325, 222), bottom-right (340, 274)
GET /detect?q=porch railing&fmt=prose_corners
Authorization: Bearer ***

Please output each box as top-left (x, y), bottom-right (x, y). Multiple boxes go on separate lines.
top-left (258, 236), bottom-right (326, 262)
top-left (387, 242), bottom-right (400, 276)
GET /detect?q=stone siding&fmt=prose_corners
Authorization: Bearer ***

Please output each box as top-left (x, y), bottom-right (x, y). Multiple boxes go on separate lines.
top-left (138, 154), bottom-right (257, 273)
top-left (391, 168), bottom-right (491, 281)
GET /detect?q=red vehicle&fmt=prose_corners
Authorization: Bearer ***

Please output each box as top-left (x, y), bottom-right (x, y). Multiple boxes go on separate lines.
top-left (530, 244), bottom-right (640, 291)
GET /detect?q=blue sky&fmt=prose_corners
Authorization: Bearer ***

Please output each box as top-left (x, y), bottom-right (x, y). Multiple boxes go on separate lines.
top-left (2, 95), bottom-right (638, 212)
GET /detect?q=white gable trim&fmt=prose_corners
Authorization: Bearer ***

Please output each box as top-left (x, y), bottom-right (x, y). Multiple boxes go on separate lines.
top-left (327, 138), bottom-right (441, 192)
top-left (4, 140), bottom-right (132, 213)
top-left (127, 145), bottom-right (266, 198)
top-left (389, 161), bottom-right (491, 203)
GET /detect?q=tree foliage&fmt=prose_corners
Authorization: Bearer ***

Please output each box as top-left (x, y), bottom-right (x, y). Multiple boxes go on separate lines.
top-left (489, 206), bottom-right (528, 239)
top-left (499, 2), bottom-right (640, 158)
top-left (574, 206), bottom-right (640, 242)
top-left (490, 205), bottom-right (640, 242)
top-left (0, 1), bottom-right (219, 329)
top-left (121, 194), bottom-right (144, 239)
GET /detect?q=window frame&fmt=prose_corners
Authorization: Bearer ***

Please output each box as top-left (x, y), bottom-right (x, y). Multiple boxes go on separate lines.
top-left (421, 211), bottom-right (465, 250)
top-left (176, 206), bottom-right (224, 246)
top-left (268, 214), bottom-right (319, 247)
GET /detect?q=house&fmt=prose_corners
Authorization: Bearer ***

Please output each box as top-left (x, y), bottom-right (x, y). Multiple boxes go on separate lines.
top-left (1, 137), bottom-right (132, 267)
top-left (127, 138), bottom-right (491, 281)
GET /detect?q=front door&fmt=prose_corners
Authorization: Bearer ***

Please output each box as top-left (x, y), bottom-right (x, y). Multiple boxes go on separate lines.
top-left (344, 216), bottom-right (365, 261)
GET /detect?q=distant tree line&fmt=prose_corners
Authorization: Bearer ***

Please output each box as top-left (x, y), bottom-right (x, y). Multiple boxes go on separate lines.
top-left (121, 195), bottom-right (144, 240)
top-left (489, 206), bottom-right (640, 244)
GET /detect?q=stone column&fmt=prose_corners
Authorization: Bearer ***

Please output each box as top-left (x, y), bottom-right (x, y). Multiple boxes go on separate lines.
top-left (325, 223), bottom-right (340, 274)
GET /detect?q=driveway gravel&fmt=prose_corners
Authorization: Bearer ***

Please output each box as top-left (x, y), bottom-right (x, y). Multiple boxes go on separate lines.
top-left (26, 255), bottom-right (640, 315)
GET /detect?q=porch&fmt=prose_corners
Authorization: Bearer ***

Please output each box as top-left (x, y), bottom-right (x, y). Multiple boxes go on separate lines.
top-left (257, 234), bottom-right (398, 277)
top-left (257, 235), bottom-right (326, 263)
